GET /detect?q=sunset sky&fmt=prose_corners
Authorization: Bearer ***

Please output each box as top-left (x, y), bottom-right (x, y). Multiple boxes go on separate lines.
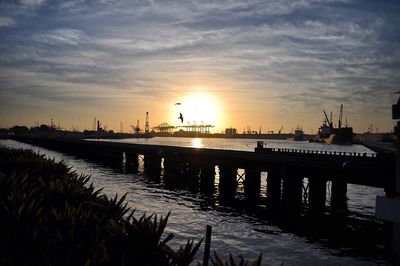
top-left (0, 0), bottom-right (399, 133)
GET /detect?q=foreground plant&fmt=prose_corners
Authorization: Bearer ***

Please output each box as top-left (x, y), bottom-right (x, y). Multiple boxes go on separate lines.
top-left (0, 147), bottom-right (203, 265)
top-left (0, 146), bottom-right (262, 265)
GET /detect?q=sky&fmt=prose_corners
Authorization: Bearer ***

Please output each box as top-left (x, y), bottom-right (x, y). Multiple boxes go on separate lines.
top-left (0, 0), bottom-right (399, 134)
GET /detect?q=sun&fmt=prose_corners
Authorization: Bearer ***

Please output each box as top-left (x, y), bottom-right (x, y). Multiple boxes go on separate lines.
top-left (175, 92), bottom-right (221, 127)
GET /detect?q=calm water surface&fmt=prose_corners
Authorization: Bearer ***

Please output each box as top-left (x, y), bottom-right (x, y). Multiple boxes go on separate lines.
top-left (0, 139), bottom-right (388, 265)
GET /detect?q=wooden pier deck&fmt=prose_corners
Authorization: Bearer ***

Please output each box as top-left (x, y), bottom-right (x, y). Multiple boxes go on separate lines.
top-left (11, 136), bottom-right (396, 213)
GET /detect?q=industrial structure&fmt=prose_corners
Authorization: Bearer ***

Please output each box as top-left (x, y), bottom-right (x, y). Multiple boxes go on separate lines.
top-left (152, 123), bottom-right (175, 133)
top-left (129, 112), bottom-right (151, 135)
top-left (130, 120), bottom-right (141, 134)
top-left (225, 128), bottom-right (237, 135)
top-left (179, 123), bottom-right (214, 134)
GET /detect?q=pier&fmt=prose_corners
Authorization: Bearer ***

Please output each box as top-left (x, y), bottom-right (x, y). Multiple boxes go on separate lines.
top-left (13, 136), bottom-right (396, 213)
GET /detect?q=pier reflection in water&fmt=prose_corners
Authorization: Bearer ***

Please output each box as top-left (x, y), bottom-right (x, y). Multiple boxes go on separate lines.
top-left (0, 139), bottom-right (390, 266)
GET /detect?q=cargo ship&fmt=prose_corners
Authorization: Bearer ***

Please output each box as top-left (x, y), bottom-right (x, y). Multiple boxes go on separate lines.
top-left (287, 126), bottom-right (305, 141)
top-left (317, 104), bottom-right (355, 145)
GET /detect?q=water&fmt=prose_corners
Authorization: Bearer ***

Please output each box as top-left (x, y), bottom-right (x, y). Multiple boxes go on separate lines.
top-left (0, 138), bottom-right (389, 265)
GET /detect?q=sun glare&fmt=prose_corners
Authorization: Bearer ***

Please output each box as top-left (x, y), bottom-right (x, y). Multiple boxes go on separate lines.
top-left (191, 138), bottom-right (203, 148)
top-left (176, 93), bottom-right (221, 127)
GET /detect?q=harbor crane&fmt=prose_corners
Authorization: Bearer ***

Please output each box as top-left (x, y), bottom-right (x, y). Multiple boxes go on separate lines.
top-left (323, 110), bottom-right (333, 129)
top-left (130, 119), bottom-right (141, 134)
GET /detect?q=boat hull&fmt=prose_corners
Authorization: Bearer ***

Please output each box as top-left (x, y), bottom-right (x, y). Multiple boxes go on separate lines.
top-left (320, 128), bottom-right (355, 145)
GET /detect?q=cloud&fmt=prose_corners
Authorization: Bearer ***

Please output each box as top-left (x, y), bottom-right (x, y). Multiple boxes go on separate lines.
top-left (33, 29), bottom-right (86, 45)
top-left (0, 0), bottom-right (399, 130)
top-left (0, 16), bottom-right (16, 27)
top-left (20, 0), bottom-right (46, 8)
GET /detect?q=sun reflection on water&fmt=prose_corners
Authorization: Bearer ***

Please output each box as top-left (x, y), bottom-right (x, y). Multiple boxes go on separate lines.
top-left (191, 138), bottom-right (203, 148)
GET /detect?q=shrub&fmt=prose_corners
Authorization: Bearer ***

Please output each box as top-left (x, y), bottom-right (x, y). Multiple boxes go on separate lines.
top-left (0, 147), bottom-right (200, 265)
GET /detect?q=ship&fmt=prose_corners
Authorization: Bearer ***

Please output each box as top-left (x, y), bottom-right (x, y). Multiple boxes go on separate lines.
top-left (293, 127), bottom-right (305, 141)
top-left (287, 126), bottom-right (305, 141)
top-left (317, 104), bottom-right (355, 145)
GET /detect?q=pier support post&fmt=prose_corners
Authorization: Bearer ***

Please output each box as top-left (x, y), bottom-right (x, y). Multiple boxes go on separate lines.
top-left (308, 176), bottom-right (327, 213)
top-left (103, 149), bottom-right (124, 170)
top-left (143, 152), bottom-right (162, 179)
top-left (163, 155), bottom-right (180, 187)
top-left (244, 167), bottom-right (261, 204)
top-left (331, 177), bottom-right (347, 211)
top-left (91, 146), bottom-right (105, 164)
top-left (267, 166), bottom-right (282, 208)
top-left (125, 151), bottom-right (139, 173)
top-left (267, 166), bottom-right (283, 208)
top-left (218, 162), bottom-right (237, 202)
top-left (200, 164), bottom-right (215, 194)
top-left (186, 160), bottom-right (200, 192)
top-left (163, 154), bottom-right (176, 173)
top-left (282, 167), bottom-right (303, 212)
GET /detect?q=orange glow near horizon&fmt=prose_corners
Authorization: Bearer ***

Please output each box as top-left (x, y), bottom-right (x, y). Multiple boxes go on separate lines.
top-left (172, 90), bottom-right (223, 130)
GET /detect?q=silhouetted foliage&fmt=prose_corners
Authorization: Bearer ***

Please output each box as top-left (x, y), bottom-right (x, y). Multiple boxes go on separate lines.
top-left (0, 147), bottom-right (262, 265)
top-left (0, 147), bottom-right (202, 265)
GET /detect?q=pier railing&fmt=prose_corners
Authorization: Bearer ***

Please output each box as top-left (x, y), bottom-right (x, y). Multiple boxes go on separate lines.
top-left (255, 140), bottom-right (378, 157)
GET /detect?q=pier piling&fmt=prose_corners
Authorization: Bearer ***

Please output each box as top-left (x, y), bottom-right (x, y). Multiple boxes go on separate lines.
top-left (282, 167), bottom-right (303, 212)
top-left (308, 176), bottom-right (327, 213)
top-left (331, 176), bottom-right (347, 211)
top-left (218, 162), bottom-right (238, 201)
top-left (143, 152), bottom-right (162, 178)
top-left (267, 166), bottom-right (283, 208)
top-left (244, 167), bottom-right (261, 203)
top-left (200, 163), bottom-right (216, 194)
top-left (186, 160), bottom-right (201, 191)
top-left (125, 151), bottom-right (139, 173)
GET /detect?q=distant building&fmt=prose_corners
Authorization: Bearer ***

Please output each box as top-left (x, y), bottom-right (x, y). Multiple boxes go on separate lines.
top-left (354, 132), bottom-right (394, 143)
top-left (225, 128), bottom-right (237, 135)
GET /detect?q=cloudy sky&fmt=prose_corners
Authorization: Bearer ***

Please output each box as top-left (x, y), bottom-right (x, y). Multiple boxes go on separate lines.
top-left (0, 0), bottom-right (399, 133)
